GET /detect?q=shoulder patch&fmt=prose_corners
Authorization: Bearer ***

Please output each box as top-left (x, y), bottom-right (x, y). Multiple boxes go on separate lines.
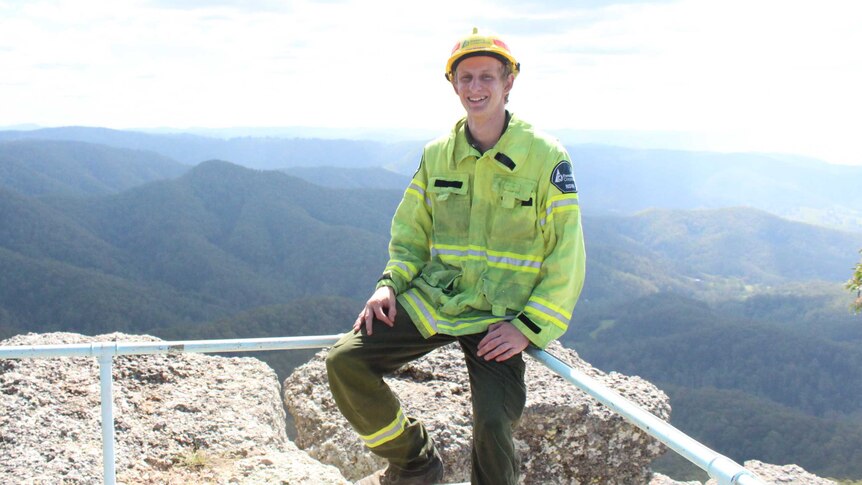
top-left (550, 160), bottom-right (577, 193)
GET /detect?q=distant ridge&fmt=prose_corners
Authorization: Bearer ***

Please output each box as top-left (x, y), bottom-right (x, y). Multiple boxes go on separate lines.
top-left (0, 126), bottom-right (423, 171)
top-left (588, 207), bottom-right (860, 284)
top-left (2, 125), bottom-right (860, 232)
top-left (0, 139), bottom-right (187, 196)
top-left (0, 160), bottom-right (400, 336)
top-left (281, 165), bottom-right (409, 190)
top-left (571, 145), bottom-right (862, 232)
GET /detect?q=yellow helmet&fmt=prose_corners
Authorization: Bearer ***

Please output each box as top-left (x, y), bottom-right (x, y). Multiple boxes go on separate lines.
top-left (445, 27), bottom-right (520, 82)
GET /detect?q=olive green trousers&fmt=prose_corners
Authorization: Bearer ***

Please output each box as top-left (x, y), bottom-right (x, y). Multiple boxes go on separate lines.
top-left (326, 303), bottom-right (527, 485)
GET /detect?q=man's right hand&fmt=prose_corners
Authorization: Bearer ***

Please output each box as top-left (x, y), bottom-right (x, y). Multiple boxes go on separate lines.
top-left (353, 286), bottom-right (397, 335)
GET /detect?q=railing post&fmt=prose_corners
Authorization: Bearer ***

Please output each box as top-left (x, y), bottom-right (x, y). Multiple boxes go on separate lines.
top-left (97, 351), bottom-right (117, 485)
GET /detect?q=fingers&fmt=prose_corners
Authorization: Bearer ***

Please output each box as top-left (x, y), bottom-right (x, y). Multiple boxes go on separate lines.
top-left (386, 300), bottom-right (397, 323)
top-left (477, 322), bottom-right (528, 362)
top-left (353, 307), bottom-right (373, 335)
top-left (478, 337), bottom-right (516, 362)
top-left (364, 308), bottom-right (375, 335)
top-left (373, 303), bottom-right (394, 327)
top-left (477, 322), bottom-right (503, 354)
top-left (489, 347), bottom-right (518, 362)
top-left (477, 327), bottom-right (501, 359)
top-left (353, 300), bottom-right (395, 336)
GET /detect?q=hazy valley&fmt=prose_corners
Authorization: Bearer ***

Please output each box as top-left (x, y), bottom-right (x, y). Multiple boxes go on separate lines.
top-left (1, 128), bottom-right (861, 481)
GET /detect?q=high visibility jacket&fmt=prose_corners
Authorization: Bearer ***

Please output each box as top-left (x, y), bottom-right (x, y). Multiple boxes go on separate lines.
top-left (377, 114), bottom-right (586, 349)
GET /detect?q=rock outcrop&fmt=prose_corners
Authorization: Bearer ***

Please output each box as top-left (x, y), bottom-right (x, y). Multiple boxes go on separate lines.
top-left (649, 473), bottom-right (702, 485)
top-left (0, 332), bottom-right (348, 484)
top-left (647, 459), bottom-right (839, 484)
top-left (2, 332), bottom-right (843, 485)
top-left (705, 460), bottom-right (837, 485)
top-left (284, 340), bottom-right (672, 484)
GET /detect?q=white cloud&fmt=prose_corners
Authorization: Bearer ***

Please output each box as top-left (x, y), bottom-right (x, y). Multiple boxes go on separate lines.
top-left (1, 0), bottom-right (860, 164)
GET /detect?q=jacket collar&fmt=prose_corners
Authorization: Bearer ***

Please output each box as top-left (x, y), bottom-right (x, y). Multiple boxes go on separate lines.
top-left (448, 112), bottom-right (533, 174)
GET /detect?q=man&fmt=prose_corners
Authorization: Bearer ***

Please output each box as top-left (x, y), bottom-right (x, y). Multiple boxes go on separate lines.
top-left (326, 28), bottom-right (586, 485)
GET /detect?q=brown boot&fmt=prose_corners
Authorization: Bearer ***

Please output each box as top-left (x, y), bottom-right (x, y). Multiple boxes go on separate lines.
top-left (354, 453), bottom-right (444, 485)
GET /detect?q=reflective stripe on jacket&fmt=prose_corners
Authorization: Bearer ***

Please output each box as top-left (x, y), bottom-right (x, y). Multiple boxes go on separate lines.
top-left (377, 114), bottom-right (586, 349)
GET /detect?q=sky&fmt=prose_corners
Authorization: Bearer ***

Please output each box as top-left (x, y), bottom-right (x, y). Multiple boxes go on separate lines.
top-left (1, 0), bottom-right (861, 165)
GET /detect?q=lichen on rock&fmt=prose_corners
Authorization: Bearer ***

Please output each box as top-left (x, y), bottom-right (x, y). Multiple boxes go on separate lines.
top-left (284, 340), bottom-right (672, 484)
top-left (0, 332), bottom-right (348, 484)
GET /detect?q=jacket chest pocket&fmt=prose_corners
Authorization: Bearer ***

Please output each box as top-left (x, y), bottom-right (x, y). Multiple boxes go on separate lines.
top-left (491, 175), bottom-right (537, 242)
top-left (428, 175), bottom-right (471, 238)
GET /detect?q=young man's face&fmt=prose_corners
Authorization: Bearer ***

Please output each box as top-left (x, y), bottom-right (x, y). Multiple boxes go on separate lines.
top-left (452, 55), bottom-right (514, 119)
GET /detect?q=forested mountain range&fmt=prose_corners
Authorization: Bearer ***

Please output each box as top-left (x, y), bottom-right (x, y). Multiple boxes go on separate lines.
top-left (0, 160), bottom-right (399, 338)
top-left (584, 207), bottom-right (859, 293)
top-left (2, 127), bottom-right (860, 233)
top-left (0, 127), bottom-right (421, 172)
top-left (569, 291), bottom-right (862, 479)
top-left (281, 165), bottom-right (410, 190)
top-left (2, 158), bottom-right (856, 338)
top-left (1, 132), bottom-right (861, 479)
top-left (0, 139), bottom-right (187, 196)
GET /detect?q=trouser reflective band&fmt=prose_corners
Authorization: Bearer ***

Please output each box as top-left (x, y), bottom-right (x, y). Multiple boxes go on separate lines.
top-left (360, 407), bottom-right (408, 448)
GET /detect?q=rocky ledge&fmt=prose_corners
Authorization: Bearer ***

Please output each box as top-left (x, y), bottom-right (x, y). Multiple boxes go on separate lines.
top-left (284, 340), bottom-right (672, 484)
top-left (0, 332), bottom-right (840, 484)
top-left (0, 332), bottom-right (347, 484)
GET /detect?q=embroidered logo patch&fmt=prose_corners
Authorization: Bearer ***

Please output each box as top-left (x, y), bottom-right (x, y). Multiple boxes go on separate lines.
top-left (551, 160), bottom-right (577, 193)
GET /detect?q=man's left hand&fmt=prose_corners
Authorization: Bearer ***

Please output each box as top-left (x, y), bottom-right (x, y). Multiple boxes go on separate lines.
top-left (477, 322), bottom-right (529, 362)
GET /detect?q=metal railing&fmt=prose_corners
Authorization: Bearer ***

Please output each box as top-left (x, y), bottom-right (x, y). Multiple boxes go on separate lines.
top-left (0, 335), bottom-right (763, 485)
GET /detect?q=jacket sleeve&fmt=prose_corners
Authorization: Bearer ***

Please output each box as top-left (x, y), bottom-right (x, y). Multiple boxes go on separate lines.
top-left (375, 156), bottom-right (433, 294)
top-left (510, 154), bottom-right (586, 349)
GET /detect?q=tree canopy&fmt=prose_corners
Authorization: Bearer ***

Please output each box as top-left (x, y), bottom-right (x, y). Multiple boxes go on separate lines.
top-left (849, 249), bottom-right (862, 314)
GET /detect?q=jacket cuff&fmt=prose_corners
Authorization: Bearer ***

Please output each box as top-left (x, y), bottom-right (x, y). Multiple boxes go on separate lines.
top-left (375, 273), bottom-right (400, 294)
top-left (511, 312), bottom-right (551, 349)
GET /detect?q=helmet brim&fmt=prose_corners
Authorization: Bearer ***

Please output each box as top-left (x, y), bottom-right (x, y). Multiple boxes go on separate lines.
top-left (446, 52), bottom-right (519, 82)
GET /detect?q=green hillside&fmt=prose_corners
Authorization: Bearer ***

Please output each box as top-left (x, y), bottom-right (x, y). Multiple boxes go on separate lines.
top-left (0, 139), bottom-right (188, 196)
top-left (47, 160), bottom-right (400, 301)
top-left (282, 165), bottom-right (410, 190)
top-left (616, 208), bottom-right (858, 282)
top-left (567, 290), bottom-right (862, 480)
top-left (0, 161), bottom-right (399, 338)
top-left (154, 295), bottom-right (361, 382)
top-left (0, 187), bottom-right (128, 274)
top-left (571, 293), bottom-right (862, 416)
top-left (0, 246), bottom-right (227, 338)
top-left (4, 126), bottom-right (861, 233)
top-left (656, 385), bottom-right (862, 480)
top-left (581, 209), bottom-right (862, 304)
top-left (569, 210), bottom-right (861, 479)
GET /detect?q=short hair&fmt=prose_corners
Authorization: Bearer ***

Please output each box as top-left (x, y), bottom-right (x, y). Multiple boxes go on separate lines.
top-left (501, 61), bottom-right (512, 104)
